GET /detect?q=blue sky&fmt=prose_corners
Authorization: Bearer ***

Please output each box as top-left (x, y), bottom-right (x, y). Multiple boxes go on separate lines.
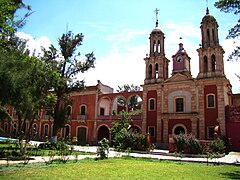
top-left (17, 0), bottom-right (240, 93)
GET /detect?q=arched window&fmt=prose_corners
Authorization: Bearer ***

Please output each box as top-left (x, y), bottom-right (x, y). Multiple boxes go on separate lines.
top-left (212, 29), bottom-right (215, 43)
top-left (172, 124), bottom-right (187, 135)
top-left (66, 105), bottom-right (72, 116)
top-left (207, 29), bottom-right (210, 47)
top-left (153, 40), bottom-right (156, 52)
top-left (211, 55), bottom-right (216, 72)
top-left (158, 40), bottom-right (161, 53)
top-left (207, 94), bottom-right (215, 108)
top-left (65, 125), bottom-right (70, 138)
top-left (33, 124), bottom-right (37, 136)
top-left (149, 98), bottom-right (155, 111)
top-left (149, 64), bottom-right (152, 78)
top-left (204, 56), bottom-right (208, 73)
top-left (44, 124), bottom-right (49, 137)
top-left (155, 63), bottom-right (159, 78)
top-left (80, 105), bottom-right (86, 115)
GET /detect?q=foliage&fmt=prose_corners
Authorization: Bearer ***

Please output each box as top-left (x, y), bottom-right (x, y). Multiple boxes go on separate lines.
top-left (41, 31), bottom-right (96, 142)
top-left (116, 84), bottom-right (142, 110)
top-left (117, 84), bottom-right (141, 92)
top-left (0, 0), bottom-right (32, 46)
top-left (0, 0), bottom-right (58, 157)
top-left (208, 138), bottom-right (226, 154)
top-left (214, 0), bottom-right (240, 61)
top-left (110, 111), bottom-right (148, 151)
top-left (173, 133), bottom-right (226, 154)
top-left (173, 133), bottom-right (202, 154)
top-left (96, 138), bottom-right (109, 160)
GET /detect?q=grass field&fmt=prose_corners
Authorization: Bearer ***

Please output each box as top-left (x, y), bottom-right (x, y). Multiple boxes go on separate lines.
top-left (0, 157), bottom-right (239, 179)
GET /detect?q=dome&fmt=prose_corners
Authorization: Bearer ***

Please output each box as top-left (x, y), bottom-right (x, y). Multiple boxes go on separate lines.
top-left (151, 27), bottom-right (162, 33)
top-left (151, 20), bottom-right (163, 34)
top-left (202, 8), bottom-right (217, 23)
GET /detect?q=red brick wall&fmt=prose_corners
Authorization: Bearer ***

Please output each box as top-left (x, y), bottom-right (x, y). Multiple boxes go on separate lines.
top-left (147, 90), bottom-right (157, 142)
top-left (204, 85), bottom-right (218, 137)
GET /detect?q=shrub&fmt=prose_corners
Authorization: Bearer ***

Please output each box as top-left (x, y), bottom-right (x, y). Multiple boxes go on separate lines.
top-left (97, 138), bottom-right (109, 159)
top-left (208, 138), bottom-right (225, 154)
top-left (173, 133), bottom-right (202, 154)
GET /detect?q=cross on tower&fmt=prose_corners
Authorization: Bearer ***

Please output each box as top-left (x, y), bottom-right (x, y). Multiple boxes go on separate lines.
top-left (154, 8), bottom-right (160, 27)
top-left (206, 0), bottom-right (209, 14)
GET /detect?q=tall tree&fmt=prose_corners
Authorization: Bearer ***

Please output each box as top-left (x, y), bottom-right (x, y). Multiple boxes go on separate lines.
top-left (0, 0), bottom-right (31, 47)
top-left (41, 31), bottom-right (95, 144)
top-left (214, 0), bottom-right (240, 61)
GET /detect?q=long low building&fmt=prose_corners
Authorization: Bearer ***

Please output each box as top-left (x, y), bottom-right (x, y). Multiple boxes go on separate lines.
top-left (1, 8), bottom-right (240, 151)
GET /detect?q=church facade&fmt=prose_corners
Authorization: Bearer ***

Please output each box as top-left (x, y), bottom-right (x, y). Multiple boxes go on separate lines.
top-left (1, 8), bottom-right (240, 150)
top-left (142, 8), bottom-right (232, 148)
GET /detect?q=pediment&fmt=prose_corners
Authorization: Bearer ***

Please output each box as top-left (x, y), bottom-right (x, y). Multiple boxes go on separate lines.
top-left (165, 73), bottom-right (193, 83)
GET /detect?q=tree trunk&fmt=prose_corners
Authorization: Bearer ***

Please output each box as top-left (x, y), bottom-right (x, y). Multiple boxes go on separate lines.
top-left (51, 123), bottom-right (58, 144)
top-left (51, 136), bottom-right (58, 144)
top-left (20, 139), bottom-right (26, 156)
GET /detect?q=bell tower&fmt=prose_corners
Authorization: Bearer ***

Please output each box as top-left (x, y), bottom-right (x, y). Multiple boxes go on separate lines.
top-left (197, 8), bottom-right (225, 79)
top-left (144, 9), bottom-right (169, 84)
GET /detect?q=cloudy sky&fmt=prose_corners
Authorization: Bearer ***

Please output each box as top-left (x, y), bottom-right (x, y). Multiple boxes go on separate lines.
top-left (17, 0), bottom-right (240, 93)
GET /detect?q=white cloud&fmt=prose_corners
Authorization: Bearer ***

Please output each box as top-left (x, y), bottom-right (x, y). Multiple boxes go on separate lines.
top-left (16, 32), bottom-right (52, 56)
top-left (221, 38), bottom-right (240, 93)
top-left (16, 26), bottom-right (240, 94)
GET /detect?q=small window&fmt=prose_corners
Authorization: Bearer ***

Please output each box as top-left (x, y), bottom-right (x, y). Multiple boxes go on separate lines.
top-left (80, 105), bottom-right (86, 115)
top-left (176, 98), bottom-right (184, 112)
top-left (149, 99), bottom-right (155, 111)
top-left (148, 126), bottom-right (155, 137)
top-left (44, 124), bottom-right (49, 137)
top-left (211, 55), bottom-right (216, 72)
top-left (100, 108), bottom-right (105, 116)
top-left (33, 124), bottom-right (37, 135)
top-left (65, 125), bottom-right (70, 138)
top-left (4, 123), bottom-right (8, 133)
top-left (207, 127), bottom-right (214, 139)
top-left (66, 106), bottom-right (72, 116)
top-left (207, 94), bottom-right (215, 108)
top-left (204, 56), bottom-right (208, 73)
top-left (149, 64), bottom-right (152, 78)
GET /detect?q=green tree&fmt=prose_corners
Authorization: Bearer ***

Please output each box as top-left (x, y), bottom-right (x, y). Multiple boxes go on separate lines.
top-left (41, 31), bottom-right (95, 144)
top-left (117, 84), bottom-right (142, 111)
top-left (214, 0), bottom-right (240, 61)
top-left (0, 0), bottom-right (31, 48)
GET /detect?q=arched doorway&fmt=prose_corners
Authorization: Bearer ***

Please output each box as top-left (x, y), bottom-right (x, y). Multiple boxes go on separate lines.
top-left (97, 126), bottom-right (109, 141)
top-left (77, 127), bottom-right (87, 145)
top-left (172, 124), bottom-right (187, 135)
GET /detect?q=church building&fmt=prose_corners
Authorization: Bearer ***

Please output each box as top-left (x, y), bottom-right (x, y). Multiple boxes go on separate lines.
top-left (142, 7), bottom-right (233, 148)
top-left (1, 8), bottom-right (240, 150)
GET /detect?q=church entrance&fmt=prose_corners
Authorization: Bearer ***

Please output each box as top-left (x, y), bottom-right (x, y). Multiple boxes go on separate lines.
top-left (97, 126), bottom-right (109, 141)
top-left (77, 127), bottom-right (87, 145)
top-left (172, 124), bottom-right (186, 135)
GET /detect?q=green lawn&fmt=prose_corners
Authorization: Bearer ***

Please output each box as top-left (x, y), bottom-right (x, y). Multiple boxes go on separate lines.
top-left (0, 157), bottom-right (239, 179)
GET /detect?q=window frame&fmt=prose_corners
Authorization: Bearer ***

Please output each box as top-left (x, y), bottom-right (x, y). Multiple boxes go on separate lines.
top-left (207, 126), bottom-right (215, 139)
top-left (207, 94), bottom-right (215, 108)
top-left (175, 97), bottom-right (184, 113)
top-left (148, 126), bottom-right (155, 137)
top-left (100, 107), bottom-right (105, 116)
top-left (148, 98), bottom-right (156, 111)
top-left (80, 104), bottom-right (87, 115)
